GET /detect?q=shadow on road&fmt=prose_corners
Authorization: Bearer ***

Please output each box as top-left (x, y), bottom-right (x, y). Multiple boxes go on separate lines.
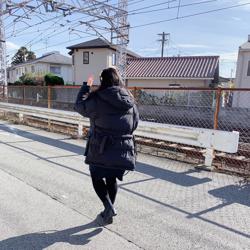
top-left (0, 123), bottom-right (83, 154)
top-left (0, 220), bottom-right (102, 250)
top-left (1, 122), bottom-right (249, 239)
top-left (208, 184), bottom-right (250, 207)
top-left (187, 184), bottom-right (250, 219)
top-left (0, 123), bottom-right (211, 187)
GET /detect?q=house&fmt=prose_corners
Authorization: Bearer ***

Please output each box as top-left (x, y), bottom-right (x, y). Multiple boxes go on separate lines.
top-left (235, 35), bottom-right (250, 89)
top-left (67, 38), bottom-right (219, 87)
top-left (233, 35), bottom-right (250, 108)
top-left (126, 56), bottom-right (219, 88)
top-left (219, 76), bottom-right (235, 87)
top-left (67, 38), bottom-right (139, 84)
top-left (7, 51), bottom-right (73, 84)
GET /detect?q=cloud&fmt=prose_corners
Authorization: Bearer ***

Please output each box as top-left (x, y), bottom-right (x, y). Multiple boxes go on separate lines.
top-left (6, 41), bottom-right (19, 50)
top-left (177, 43), bottom-right (210, 49)
top-left (232, 16), bottom-right (241, 21)
top-left (137, 47), bottom-right (160, 52)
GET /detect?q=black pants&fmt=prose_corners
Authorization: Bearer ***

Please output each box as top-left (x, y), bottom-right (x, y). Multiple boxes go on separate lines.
top-left (91, 176), bottom-right (118, 205)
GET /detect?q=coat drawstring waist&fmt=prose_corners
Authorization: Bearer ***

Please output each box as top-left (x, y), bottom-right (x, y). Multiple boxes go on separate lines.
top-left (94, 129), bottom-right (134, 154)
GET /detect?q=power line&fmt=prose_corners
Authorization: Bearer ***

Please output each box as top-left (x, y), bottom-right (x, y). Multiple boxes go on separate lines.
top-left (128, 0), bottom-right (217, 16)
top-left (131, 2), bottom-right (250, 29)
top-left (5, 0), bottom-right (214, 40)
top-left (6, 1), bottom-right (249, 61)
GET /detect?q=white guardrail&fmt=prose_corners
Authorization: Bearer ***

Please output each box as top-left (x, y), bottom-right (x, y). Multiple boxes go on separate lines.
top-left (0, 102), bottom-right (239, 168)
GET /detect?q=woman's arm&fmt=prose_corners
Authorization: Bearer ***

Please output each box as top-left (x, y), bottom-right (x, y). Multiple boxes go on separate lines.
top-left (74, 85), bottom-right (97, 118)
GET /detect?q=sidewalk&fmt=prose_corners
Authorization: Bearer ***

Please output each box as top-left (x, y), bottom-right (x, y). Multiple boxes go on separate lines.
top-left (0, 120), bottom-right (249, 249)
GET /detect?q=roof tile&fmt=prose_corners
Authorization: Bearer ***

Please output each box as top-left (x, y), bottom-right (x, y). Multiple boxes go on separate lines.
top-left (126, 56), bottom-right (219, 79)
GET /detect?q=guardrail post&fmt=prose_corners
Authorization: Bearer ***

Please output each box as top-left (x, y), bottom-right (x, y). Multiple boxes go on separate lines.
top-left (198, 88), bottom-right (222, 171)
top-left (19, 113), bottom-right (24, 123)
top-left (78, 123), bottom-right (83, 138)
top-left (213, 87), bottom-right (222, 130)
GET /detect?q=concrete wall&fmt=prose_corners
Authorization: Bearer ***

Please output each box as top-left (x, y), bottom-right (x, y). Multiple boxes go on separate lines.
top-left (127, 78), bottom-right (209, 88)
top-left (72, 48), bottom-right (116, 84)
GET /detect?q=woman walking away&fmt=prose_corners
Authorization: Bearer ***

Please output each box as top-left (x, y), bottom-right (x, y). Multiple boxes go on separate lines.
top-left (74, 68), bottom-right (139, 226)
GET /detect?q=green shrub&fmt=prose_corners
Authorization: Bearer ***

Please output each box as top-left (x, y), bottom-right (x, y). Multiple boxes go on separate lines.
top-left (44, 73), bottom-right (64, 86)
top-left (19, 73), bottom-right (36, 85)
top-left (13, 80), bottom-right (22, 85)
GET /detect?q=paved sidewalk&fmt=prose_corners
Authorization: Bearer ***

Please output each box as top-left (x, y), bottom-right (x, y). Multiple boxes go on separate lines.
top-left (0, 120), bottom-right (249, 250)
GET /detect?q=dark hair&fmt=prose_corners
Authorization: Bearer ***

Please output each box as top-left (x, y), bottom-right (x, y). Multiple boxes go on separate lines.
top-left (99, 68), bottom-right (123, 91)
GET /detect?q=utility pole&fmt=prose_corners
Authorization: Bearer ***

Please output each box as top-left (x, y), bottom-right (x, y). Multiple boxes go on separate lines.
top-left (0, 0), bottom-right (7, 86)
top-left (158, 32), bottom-right (170, 57)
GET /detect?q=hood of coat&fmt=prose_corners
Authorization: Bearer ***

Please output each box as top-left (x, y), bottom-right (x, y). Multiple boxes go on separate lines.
top-left (97, 86), bottom-right (135, 111)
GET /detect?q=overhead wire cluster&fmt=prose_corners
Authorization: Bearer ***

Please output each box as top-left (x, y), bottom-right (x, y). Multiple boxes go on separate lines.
top-left (1, 0), bottom-right (249, 82)
top-left (5, 0), bottom-right (250, 56)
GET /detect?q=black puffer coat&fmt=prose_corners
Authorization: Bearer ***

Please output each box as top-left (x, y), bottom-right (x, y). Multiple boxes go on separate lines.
top-left (74, 85), bottom-right (139, 171)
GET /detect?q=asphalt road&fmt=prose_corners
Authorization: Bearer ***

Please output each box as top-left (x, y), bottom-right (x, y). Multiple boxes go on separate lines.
top-left (0, 120), bottom-right (249, 250)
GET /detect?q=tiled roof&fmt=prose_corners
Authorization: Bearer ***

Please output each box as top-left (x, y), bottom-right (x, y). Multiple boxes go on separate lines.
top-left (10, 52), bottom-right (71, 68)
top-left (67, 38), bottom-right (140, 58)
top-left (126, 56), bottom-right (219, 79)
top-left (67, 38), bottom-right (110, 49)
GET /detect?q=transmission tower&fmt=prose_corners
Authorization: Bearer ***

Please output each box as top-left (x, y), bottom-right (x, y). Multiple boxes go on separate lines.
top-left (114, 0), bottom-right (129, 84)
top-left (0, 0), bottom-right (129, 85)
top-left (0, 0), bottom-right (7, 86)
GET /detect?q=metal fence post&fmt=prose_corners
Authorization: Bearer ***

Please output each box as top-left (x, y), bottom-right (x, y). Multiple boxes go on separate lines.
top-left (48, 86), bottom-right (51, 109)
top-left (213, 87), bottom-right (222, 130)
top-left (23, 86), bottom-right (25, 105)
top-left (47, 86), bottom-right (52, 130)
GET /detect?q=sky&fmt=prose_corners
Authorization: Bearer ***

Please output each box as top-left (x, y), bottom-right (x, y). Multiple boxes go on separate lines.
top-left (4, 0), bottom-right (250, 77)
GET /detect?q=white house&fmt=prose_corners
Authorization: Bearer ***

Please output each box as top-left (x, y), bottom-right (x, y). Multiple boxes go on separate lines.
top-left (233, 35), bottom-right (250, 108)
top-left (67, 38), bottom-right (138, 84)
top-left (67, 38), bottom-right (219, 88)
top-left (7, 51), bottom-right (73, 84)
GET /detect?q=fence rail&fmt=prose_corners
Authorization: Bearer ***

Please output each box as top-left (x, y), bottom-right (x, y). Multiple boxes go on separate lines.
top-left (0, 85), bottom-right (249, 175)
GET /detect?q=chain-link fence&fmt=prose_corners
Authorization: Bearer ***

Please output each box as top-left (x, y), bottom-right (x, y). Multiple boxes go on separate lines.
top-left (0, 85), bottom-right (249, 175)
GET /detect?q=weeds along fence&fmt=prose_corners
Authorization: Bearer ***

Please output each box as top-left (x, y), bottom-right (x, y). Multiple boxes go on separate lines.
top-left (0, 85), bottom-right (250, 174)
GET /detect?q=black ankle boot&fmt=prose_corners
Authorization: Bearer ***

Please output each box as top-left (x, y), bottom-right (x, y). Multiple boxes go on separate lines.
top-left (98, 197), bottom-right (116, 226)
top-left (103, 197), bottom-right (117, 216)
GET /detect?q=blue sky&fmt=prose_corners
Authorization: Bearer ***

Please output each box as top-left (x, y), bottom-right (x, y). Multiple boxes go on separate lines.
top-left (5, 0), bottom-right (250, 77)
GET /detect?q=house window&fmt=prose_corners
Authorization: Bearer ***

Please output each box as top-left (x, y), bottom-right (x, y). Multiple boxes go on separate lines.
top-left (247, 61), bottom-right (250, 76)
top-left (31, 66), bottom-right (35, 73)
top-left (50, 66), bottom-right (61, 75)
top-left (16, 69), bottom-right (18, 75)
top-left (83, 52), bottom-right (89, 64)
top-left (72, 55), bottom-right (75, 65)
top-left (112, 53), bottom-right (116, 66)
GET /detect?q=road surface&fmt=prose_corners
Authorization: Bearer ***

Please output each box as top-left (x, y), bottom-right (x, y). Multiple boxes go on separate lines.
top-left (0, 120), bottom-right (249, 250)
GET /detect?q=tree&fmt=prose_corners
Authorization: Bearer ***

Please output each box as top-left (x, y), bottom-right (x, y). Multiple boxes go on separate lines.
top-left (26, 51), bottom-right (36, 61)
top-left (11, 47), bottom-right (36, 65)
